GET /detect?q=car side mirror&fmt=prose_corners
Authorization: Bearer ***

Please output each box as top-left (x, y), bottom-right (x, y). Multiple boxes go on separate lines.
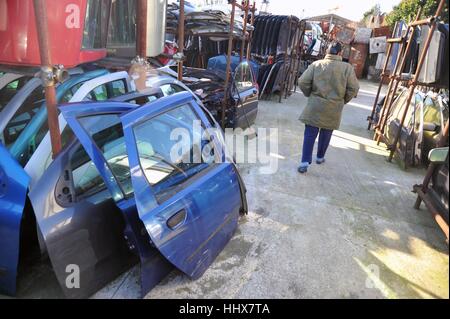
top-left (423, 122), bottom-right (439, 132)
top-left (428, 147), bottom-right (449, 164)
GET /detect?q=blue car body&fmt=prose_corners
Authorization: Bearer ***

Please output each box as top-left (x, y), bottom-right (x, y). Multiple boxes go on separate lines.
top-left (0, 144), bottom-right (31, 295)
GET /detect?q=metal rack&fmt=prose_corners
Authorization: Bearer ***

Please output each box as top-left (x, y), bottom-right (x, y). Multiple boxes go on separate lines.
top-left (281, 19), bottom-right (306, 101)
top-left (368, 0), bottom-right (447, 163)
top-left (413, 119), bottom-right (449, 242)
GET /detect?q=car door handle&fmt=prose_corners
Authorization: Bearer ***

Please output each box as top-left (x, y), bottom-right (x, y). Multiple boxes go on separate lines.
top-left (167, 209), bottom-right (187, 229)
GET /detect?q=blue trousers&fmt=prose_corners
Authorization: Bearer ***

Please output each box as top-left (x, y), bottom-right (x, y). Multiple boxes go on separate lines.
top-left (300, 125), bottom-right (333, 166)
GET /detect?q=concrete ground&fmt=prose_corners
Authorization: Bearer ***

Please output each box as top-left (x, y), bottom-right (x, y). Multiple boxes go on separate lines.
top-left (5, 80), bottom-right (449, 299)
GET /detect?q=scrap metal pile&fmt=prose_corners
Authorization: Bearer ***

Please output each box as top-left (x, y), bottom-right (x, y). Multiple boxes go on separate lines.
top-left (166, 2), bottom-right (254, 68)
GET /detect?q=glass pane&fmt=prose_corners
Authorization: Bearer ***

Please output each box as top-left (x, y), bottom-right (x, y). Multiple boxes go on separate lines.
top-left (234, 62), bottom-right (254, 92)
top-left (0, 77), bottom-right (31, 112)
top-left (78, 114), bottom-right (133, 197)
top-left (160, 84), bottom-right (185, 97)
top-left (70, 144), bottom-right (106, 199)
top-left (111, 80), bottom-right (126, 97)
top-left (2, 86), bottom-right (44, 147)
top-left (91, 84), bottom-right (108, 101)
top-left (133, 104), bottom-right (212, 202)
top-left (82, 0), bottom-right (111, 49)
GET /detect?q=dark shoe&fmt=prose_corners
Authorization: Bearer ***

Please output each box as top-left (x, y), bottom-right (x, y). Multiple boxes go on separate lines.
top-left (316, 157), bottom-right (325, 165)
top-left (297, 166), bottom-right (308, 174)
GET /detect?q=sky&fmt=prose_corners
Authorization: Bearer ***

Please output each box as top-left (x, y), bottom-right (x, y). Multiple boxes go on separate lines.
top-left (254, 0), bottom-right (402, 21)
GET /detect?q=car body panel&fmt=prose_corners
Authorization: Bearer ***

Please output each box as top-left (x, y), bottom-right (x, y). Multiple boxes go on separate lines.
top-left (28, 129), bottom-right (137, 299)
top-left (0, 143), bottom-right (30, 295)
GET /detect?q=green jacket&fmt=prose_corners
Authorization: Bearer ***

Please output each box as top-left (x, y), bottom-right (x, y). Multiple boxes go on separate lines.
top-left (298, 54), bottom-right (360, 130)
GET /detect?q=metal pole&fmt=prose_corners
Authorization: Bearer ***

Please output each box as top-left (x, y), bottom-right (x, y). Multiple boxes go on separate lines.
top-left (33, 0), bottom-right (61, 158)
top-left (246, 2), bottom-right (256, 61)
top-left (240, 1), bottom-right (249, 61)
top-left (367, 22), bottom-right (397, 130)
top-left (136, 0), bottom-right (148, 57)
top-left (178, 0), bottom-right (185, 81)
top-left (388, 0), bottom-right (446, 162)
top-left (222, 0), bottom-right (236, 128)
top-left (279, 16), bottom-right (292, 103)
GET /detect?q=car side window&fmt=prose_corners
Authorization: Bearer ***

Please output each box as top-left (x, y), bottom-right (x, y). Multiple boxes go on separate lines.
top-left (111, 80), bottom-right (126, 97)
top-left (234, 62), bottom-right (254, 93)
top-left (133, 103), bottom-right (214, 203)
top-left (70, 144), bottom-right (106, 199)
top-left (160, 84), bottom-right (185, 97)
top-left (0, 77), bottom-right (31, 112)
top-left (77, 114), bottom-right (133, 197)
top-left (2, 86), bottom-right (45, 149)
top-left (61, 82), bottom-right (86, 103)
top-left (91, 84), bottom-right (108, 101)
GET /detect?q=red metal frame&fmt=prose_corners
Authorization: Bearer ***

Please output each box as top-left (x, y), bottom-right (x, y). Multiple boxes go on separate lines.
top-left (0, 0), bottom-right (107, 68)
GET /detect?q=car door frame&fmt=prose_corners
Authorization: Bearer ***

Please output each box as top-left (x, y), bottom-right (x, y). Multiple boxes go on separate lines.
top-left (25, 71), bottom-right (132, 189)
top-left (232, 61), bottom-right (259, 129)
top-left (0, 143), bottom-right (30, 296)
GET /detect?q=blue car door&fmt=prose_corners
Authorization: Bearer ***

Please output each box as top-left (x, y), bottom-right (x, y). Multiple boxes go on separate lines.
top-left (120, 92), bottom-right (243, 279)
top-left (61, 92), bottom-right (243, 282)
top-left (0, 143), bottom-right (30, 295)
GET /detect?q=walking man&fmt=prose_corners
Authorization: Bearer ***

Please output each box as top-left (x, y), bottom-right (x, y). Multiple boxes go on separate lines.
top-left (297, 42), bottom-right (359, 173)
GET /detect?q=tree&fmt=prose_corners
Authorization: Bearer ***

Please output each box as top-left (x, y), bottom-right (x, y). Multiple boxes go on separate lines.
top-left (386, 0), bottom-right (449, 27)
top-left (361, 4), bottom-right (382, 25)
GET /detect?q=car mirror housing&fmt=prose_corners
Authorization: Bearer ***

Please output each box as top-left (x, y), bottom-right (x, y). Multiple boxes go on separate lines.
top-left (428, 147), bottom-right (449, 164)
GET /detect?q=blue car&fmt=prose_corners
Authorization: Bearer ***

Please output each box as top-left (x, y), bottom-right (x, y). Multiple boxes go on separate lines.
top-left (0, 91), bottom-right (247, 298)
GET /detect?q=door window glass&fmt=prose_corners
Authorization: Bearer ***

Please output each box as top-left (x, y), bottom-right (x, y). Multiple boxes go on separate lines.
top-left (61, 82), bottom-right (86, 103)
top-left (1, 86), bottom-right (45, 148)
top-left (70, 144), bottom-right (106, 199)
top-left (160, 84), bottom-right (185, 97)
top-left (0, 77), bottom-right (31, 112)
top-left (111, 80), bottom-right (126, 97)
top-left (133, 104), bottom-right (213, 202)
top-left (78, 114), bottom-right (133, 197)
top-left (234, 62), bottom-right (254, 93)
top-left (90, 84), bottom-right (108, 101)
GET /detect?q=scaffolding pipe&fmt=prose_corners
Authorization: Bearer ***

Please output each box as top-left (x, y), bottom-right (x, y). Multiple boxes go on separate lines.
top-left (367, 22), bottom-right (397, 130)
top-left (222, 0), bottom-right (236, 128)
top-left (240, 1), bottom-right (249, 61)
top-left (136, 0), bottom-right (148, 58)
top-left (177, 0), bottom-right (185, 81)
top-left (33, 0), bottom-right (61, 158)
top-left (246, 2), bottom-right (256, 61)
